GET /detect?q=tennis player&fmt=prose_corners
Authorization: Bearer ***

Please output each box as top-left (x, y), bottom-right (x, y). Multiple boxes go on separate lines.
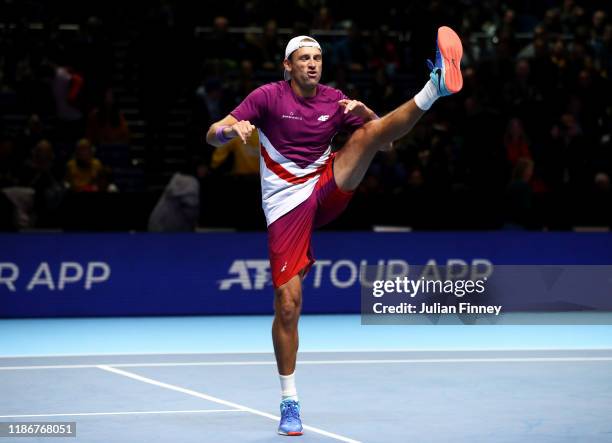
top-left (207, 26), bottom-right (463, 436)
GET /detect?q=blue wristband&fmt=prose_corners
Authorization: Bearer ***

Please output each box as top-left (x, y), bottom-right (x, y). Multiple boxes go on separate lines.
top-left (215, 126), bottom-right (233, 144)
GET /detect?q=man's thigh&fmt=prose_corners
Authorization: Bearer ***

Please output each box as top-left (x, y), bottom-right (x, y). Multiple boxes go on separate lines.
top-left (333, 119), bottom-right (383, 192)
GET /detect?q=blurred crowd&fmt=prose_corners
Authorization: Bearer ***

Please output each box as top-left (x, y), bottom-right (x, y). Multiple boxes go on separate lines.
top-left (0, 0), bottom-right (611, 230)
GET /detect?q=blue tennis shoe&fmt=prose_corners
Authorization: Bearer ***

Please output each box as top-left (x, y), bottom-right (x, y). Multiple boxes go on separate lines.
top-left (426, 26), bottom-right (463, 96)
top-left (278, 399), bottom-right (303, 436)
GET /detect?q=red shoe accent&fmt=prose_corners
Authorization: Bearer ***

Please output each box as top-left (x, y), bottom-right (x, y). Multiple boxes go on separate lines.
top-left (437, 26), bottom-right (463, 93)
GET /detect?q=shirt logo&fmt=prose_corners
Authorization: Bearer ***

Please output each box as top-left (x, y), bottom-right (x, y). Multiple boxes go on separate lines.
top-left (282, 111), bottom-right (303, 121)
top-left (318, 114), bottom-right (330, 122)
top-left (281, 262), bottom-right (288, 272)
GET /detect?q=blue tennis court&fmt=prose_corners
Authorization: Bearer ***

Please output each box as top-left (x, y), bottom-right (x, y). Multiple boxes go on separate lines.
top-left (2, 315), bottom-right (612, 442)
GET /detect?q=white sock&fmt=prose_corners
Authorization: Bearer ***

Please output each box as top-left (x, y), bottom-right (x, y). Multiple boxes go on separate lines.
top-left (413, 79), bottom-right (440, 111)
top-left (279, 372), bottom-right (298, 402)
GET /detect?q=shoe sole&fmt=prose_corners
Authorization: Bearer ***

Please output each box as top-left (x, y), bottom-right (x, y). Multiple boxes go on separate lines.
top-left (278, 431), bottom-right (303, 436)
top-left (437, 26), bottom-right (463, 93)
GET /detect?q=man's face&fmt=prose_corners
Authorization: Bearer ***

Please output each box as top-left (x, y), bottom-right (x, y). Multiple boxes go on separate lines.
top-left (285, 46), bottom-right (322, 89)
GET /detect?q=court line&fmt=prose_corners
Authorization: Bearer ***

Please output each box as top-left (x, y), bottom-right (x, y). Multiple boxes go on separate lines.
top-left (0, 409), bottom-right (246, 418)
top-left (1, 356), bottom-right (612, 370)
top-left (98, 365), bottom-right (361, 443)
top-left (1, 347), bottom-right (611, 358)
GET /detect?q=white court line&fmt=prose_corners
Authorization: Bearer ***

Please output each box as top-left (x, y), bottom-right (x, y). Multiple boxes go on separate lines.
top-left (98, 365), bottom-right (361, 443)
top-left (0, 364), bottom-right (101, 370)
top-left (1, 347), bottom-right (611, 358)
top-left (2, 356), bottom-right (612, 370)
top-left (0, 409), bottom-right (246, 418)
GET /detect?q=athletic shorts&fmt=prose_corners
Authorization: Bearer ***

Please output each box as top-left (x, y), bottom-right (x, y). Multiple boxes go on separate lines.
top-left (268, 154), bottom-right (353, 288)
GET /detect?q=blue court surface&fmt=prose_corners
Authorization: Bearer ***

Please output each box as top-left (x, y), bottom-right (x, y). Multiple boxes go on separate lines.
top-left (2, 315), bottom-right (612, 442)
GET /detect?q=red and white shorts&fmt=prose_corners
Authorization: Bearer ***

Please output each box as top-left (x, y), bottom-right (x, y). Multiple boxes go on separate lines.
top-left (267, 154), bottom-right (353, 288)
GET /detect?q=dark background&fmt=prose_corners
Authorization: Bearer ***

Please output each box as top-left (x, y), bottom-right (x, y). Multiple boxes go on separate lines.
top-left (0, 0), bottom-right (610, 231)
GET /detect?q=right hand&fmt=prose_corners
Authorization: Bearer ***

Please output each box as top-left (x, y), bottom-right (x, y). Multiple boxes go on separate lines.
top-left (229, 120), bottom-right (256, 144)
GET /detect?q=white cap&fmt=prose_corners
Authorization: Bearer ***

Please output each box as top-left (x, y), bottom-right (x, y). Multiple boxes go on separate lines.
top-left (283, 35), bottom-right (322, 80)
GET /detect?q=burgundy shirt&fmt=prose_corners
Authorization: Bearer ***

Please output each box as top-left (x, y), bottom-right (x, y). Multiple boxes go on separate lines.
top-left (231, 81), bottom-right (364, 168)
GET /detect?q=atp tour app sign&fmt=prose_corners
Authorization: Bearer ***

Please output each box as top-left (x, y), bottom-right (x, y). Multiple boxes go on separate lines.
top-left (1, 232), bottom-right (611, 317)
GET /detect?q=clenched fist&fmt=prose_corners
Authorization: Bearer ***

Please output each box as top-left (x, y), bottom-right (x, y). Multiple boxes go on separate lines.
top-left (229, 120), bottom-right (256, 144)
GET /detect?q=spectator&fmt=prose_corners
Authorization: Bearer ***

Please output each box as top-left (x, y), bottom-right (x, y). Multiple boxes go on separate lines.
top-left (51, 63), bottom-right (84, 141)
top-left (591, 10), bottom-right (608, 41)
top-left (504, 118), bottom-right (532, 166)
top-left (327, 66), bottom-right (359, 100)
top-left (148, 172), bottom-right (200, 232)
top-left (17, 114), bottom-right (47, 159)
top-left (333, 23), bottom-right (369, 72)
top-left (542, 8), bottom-right (564, 34)
top-left (18, 139), bottom-right (64, 226)
top-left (19, 140), bottom-right (58, 186)
top-left (312, 6), bottom-right (334, 31)
top-left (517, 26), bottom-right (547, 60)
top-left (259, 20), bottom-right (285, 71)
top-left (240, 33), bottom-right (264, 68)
top-left (558, 113), bottom-right (587, 189)
top-left (204, 16), bottom-right (237, 65)
top-left (368, 29), bottom-right (400, 76)
top-left (550, 38), bottom-right (570, 85)
top-left (560, 0), bottom-right (586, 33)
top-left (195, 78), bottom-right (233, 128)
top-left (233, 60), bottom-right (260, 103)
top-left (86, 87), bottom-right (131, 145)
top-left (0, 186), bottom-right (35, 230)
top-left (64, 138), bottom-right (106, 192)
top-left (502, 59), bottom-right (542, 117)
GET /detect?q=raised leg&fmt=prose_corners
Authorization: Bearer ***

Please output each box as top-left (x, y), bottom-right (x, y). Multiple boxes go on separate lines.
top-left (333, 25), bottom-right (463, 192)
top-left (333, 99), bottom-right (426, 192)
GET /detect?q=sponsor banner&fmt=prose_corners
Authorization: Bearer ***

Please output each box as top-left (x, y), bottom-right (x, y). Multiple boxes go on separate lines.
top-left (1, 232), bottom-right (611, 318)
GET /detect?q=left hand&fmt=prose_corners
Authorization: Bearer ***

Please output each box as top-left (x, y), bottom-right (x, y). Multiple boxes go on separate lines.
top-left (338, 99), bottom-right (375, 120)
